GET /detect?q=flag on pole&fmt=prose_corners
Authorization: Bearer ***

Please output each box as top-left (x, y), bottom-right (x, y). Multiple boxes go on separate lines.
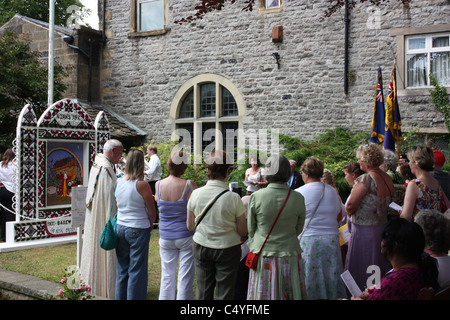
top-left (384, 64), bottom-right (402, 151)
top-left (370, 68), bottom-right (385, 145)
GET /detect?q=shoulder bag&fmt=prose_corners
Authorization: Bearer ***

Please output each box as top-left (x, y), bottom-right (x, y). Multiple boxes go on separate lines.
top-left (99, 183), bottom-right (118, 250)
top-left (298, 182), bottom-right (325, 242)
top-left (195, 189), bottom-right (229, 229)
top-left (245, 189), bottom-right (291, 269)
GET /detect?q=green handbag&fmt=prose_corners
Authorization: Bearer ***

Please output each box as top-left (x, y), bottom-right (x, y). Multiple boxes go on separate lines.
top-left (99, 185), bottom-right (118, 250)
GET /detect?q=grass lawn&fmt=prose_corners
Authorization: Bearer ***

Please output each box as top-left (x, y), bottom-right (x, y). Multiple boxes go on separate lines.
top-left (0, 231), bottom-right (163, 300)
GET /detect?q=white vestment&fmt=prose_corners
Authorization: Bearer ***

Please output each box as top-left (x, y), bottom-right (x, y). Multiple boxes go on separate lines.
top-left (80, 153), bottom-right (117, 298)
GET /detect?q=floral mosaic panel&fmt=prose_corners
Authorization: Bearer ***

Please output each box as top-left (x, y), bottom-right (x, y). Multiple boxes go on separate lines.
top-left (12, 99), bottom-right (110, 242)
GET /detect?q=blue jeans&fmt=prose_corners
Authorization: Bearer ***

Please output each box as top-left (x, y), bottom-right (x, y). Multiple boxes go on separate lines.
top-left (115, 224), bottom-right (151, 300)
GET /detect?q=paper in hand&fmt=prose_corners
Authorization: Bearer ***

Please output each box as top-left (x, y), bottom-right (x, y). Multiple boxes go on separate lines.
top-left (389, 202), bottom-right (402, 212)
top-left (340, 270), bottom-right (363, 298)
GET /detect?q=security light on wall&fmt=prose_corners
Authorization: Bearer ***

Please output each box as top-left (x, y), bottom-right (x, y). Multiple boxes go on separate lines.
top-left (63, 35), bottom-right (74, 44)
top-left (272, 52), bottom-right (280, 69)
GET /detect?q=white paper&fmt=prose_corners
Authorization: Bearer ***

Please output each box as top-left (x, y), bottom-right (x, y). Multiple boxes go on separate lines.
top-left (71, 186), bottom-right (87, 227)
top-left (243, 181), bottom-right (253, 187)
top-left (340, 270), bottom-right (363, 297)
top-left (339, 226), bottom-right (351, 244)
top-left (389, 202), bottom-right (402, 212)
top-left (229, 182), bottom-right (238, 191)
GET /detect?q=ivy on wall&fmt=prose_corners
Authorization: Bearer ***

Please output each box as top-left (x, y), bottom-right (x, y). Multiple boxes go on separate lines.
top-left (429, 74), bottom-right (450, 133)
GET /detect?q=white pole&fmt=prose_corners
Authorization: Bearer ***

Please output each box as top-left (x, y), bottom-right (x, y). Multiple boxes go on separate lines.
top-left (48, 0), bottom-right (55, 106)
top-left (77, 227), bottom-right (82, 268)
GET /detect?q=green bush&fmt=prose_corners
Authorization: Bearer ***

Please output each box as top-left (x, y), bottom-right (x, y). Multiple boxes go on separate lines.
top-left (279, 127), bottom-right (369, 200)
top-left (132, 139), bottom-right (207, 187)
top-left (135, 127), bottom-right (448, 200)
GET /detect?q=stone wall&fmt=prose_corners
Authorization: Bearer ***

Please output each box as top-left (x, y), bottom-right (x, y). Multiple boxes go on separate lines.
top-left (0, 15), bottom-right (78, 100)
top-left (100, 0), bottom-right (449, 143)
top-left (0, 15), bottom-right (103, 104)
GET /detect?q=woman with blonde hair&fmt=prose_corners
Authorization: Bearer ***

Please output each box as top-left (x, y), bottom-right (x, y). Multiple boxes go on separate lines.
top-left (115, 149), bottom-right (156, 300)
top-left (401, 146), bottom-right (448, 221)
top-left (345, 143), bottom-right (393, 295)
top-left (156, 150), bottom-right (197, 300)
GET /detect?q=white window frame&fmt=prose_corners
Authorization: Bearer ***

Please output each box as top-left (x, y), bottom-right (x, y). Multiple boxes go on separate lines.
top-left (266, 0), bottom-right (281, 10)
top-left (405, 33), bottom-right (450, 88)
top-left (259, 0), bottom-right (283, 14)
top-left (137, 0), bottom-right (164, 32)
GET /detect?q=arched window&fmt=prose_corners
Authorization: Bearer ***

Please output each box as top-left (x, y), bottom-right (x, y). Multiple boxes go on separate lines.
top-left (169, 74), bottom-right (246, 162)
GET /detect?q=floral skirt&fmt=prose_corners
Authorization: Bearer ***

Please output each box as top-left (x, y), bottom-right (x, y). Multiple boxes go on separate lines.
top-left (300, 234), bottom-right (346, 300)
top-left (246, 254), bottom-right (307, 300)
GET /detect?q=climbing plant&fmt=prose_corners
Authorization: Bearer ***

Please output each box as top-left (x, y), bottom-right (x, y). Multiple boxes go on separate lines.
top-left (429, 74), bottom-right (450, 133)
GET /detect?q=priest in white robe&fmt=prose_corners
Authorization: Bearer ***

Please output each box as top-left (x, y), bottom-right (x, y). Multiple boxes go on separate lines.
top-left (81, 139), bottom-right (123, 299)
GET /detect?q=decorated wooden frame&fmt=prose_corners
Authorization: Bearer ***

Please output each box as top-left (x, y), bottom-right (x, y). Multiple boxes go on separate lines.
top-left (10, 99), bottom-right (110, 242)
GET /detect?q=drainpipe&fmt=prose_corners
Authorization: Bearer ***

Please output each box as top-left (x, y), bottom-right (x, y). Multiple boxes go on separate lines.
top-left (344, 0), bottom-right (349, 95)
top-left (102, 0), bottom-right (106, 43)
top-left (48, 0), bottom-right (55, 106)
top-left (88, 39), bottom-right (93, 103)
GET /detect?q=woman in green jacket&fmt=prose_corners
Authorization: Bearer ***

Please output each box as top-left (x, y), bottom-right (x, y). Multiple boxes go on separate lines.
top-left (246, 154), bottom-right (307, 300)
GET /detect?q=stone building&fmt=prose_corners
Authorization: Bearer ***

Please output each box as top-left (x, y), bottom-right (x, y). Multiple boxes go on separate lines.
top-left (97, 0), bottom-right (449, 159)
top-left (4, 1), bottom-right (450, 158)
top-left (0, 14), bottom-right (146, 148)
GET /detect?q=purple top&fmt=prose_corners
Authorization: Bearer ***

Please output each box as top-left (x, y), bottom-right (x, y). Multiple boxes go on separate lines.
top-left (366, 267), bottom-right (426, 300)
top-left (156, 180), bottom-right (194, 240)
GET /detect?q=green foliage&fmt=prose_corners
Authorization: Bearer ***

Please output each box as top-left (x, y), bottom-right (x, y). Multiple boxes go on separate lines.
top-left (130, 127), bottom-right (446, 199)
top-left (224, 127), bottom-right (370, 198)
top-left (280, 127), bottom-right (368, 163)
top-left (0, 31), bottom-right (67, 151)
top-left (398, 128), bottom-right (421, 156)
top-left (0, 0), bottom-right (87, 27)
top-left (227, 147), bottom-right (270, 191)
top-left (56, 265), bottom-right (93, 300)
top-left (429, 74), bottom-right (450, 133)
top-left (279, 127), bottom-right (369, 199)
top-left (226, 127), bottom-right (370, 198)
top-left (132, 138), bottom-right (208, 188)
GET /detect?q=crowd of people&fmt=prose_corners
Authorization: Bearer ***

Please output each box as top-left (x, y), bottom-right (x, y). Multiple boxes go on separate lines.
top-left (1, 139), bottom-right (449, 301)
top-left (76, 139), bottom-right (450, 301)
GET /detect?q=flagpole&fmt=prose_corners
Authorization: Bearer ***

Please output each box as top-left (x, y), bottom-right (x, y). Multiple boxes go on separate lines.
top-left (48, 0), bottom-right (55, 106)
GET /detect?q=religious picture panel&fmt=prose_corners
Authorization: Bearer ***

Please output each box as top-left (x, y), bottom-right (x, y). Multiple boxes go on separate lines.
top-left (46, 141), bottom-right (84, 207)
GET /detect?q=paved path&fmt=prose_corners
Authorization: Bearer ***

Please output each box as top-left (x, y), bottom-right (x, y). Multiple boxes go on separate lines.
top-left (0, 267), bottom-right (107, 300)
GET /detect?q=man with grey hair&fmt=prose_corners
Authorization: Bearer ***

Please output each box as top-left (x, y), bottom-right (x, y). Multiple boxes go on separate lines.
top-left (81, 139), bottom-right (123, 299)
top-left (381, 149), bottom-right (404, 184)
top-left (414, 208), bottom-right (450, 287)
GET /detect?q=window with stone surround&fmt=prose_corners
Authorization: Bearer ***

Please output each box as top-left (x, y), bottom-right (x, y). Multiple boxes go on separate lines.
top-left (259, 0), bottom-right (283, 14)
top-left (406, 33), bottom-right (450, 88)
top-left (130, 0), bottom-right (168, 36)
top-left (170, 74), bottom-right (246, 162)
top-left (390, 23), bottom-right (450, 95)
